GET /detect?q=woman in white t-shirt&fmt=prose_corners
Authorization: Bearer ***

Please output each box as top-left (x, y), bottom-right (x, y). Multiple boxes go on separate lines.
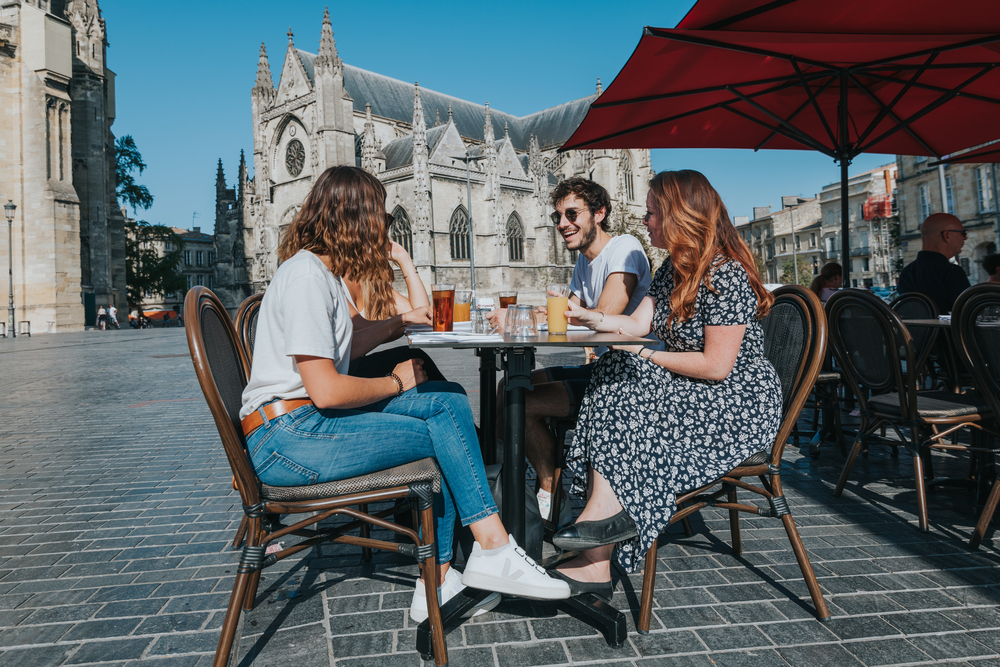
top-left (240, 167), bottom-right (569, 622)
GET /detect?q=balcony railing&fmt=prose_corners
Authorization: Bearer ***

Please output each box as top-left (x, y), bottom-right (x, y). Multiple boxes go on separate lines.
top-left (850, 246), bottom-right (871, 257)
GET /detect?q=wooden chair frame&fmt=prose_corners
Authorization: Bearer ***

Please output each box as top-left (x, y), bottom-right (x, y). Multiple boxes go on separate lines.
top-left (184, 287), bottom-right (448, 666)
top-left (637, 286), bottom-right (832, 632)
top-left (951, 284), bottom-right (1000, 548)
top-left (234, 292), bottom-right (263, 367)
top-left (829, 289), bottom-right (994, 532)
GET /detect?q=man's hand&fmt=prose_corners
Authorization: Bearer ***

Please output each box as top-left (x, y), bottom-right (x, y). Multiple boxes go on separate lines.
top-left (486, 308), bottom-right (506, 332)
top-left (401, 306), bottom-right (431, 327)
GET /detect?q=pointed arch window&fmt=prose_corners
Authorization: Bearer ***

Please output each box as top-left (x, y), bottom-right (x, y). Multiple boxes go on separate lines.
top-left (449, 206), bottom-right (470, 260)
top-left (622, 152), bottom-right (635, 202)
top-left (506, 212), bottom-right (524, 262)
top-left (390, 206), bottom-right (413, 257)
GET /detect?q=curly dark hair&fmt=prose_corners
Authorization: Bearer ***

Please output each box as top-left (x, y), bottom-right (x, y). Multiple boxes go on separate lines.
top-left (549, 177), bottom-right (613, 231)
top-left (277, 166), bottom-right (392, 286)
top-left (983, 253), bottom-right (1000, 277)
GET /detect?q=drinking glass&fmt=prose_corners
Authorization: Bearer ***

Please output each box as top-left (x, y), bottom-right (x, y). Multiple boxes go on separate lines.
top-left (508, 304), bottom-right (538, 339)
top-left (499, 291), bottom-right (518, 309)
top-left (546, 283), bottom-right (571, 334)
top-left (454, 290), bottom-right (473, 322)
top-left (431, 284), bottom-right (455, 332)
top-left (470, 307), bottom-right (487, 334)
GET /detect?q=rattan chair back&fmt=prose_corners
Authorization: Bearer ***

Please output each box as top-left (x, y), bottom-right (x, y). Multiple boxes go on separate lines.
top-left (953, 284), bottom-right (1000, 419)
top-left (184, 287), bottom-right (261, 508)
top-left (234, 293), bottom-right (263, 367)
top-left (890, 291), bottom-right (940, 380)
top-left (827, 289), bottom-right (917, 420)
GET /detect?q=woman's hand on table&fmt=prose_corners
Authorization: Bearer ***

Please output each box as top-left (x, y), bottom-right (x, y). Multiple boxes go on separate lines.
top-left (610, 328), bottom-right (646, 354)
top-left (402, 306), bottom-right (432, 327)
top-left (565, 302), bottom-right (601, 330)
top-left (393, 358), bottom-right (427, 391)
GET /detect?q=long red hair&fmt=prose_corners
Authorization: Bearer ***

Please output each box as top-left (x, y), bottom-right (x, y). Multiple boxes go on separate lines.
top-left (650, 170), bottom-right (773, 326)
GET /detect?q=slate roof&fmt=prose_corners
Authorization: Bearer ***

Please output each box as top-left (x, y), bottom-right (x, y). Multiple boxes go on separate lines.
top-left (292, 50), bottom-right (593, 152)
top-left (381, 125), bottom-right (461, 171)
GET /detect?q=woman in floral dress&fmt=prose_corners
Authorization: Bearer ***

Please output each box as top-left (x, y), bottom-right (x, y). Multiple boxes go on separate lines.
top-left (550, 170), bottom-right (782, 599)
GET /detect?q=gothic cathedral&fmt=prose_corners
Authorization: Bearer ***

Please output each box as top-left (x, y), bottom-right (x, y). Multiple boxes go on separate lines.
top-left (213, 9), bottom-right (652, 310)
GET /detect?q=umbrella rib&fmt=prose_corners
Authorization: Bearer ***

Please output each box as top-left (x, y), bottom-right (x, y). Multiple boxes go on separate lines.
top-left (847, 72), bottom-right (937, 156)
top-left (726, 86), bottom-right (834, 154)
top-left (857, 67), bottom-right (1000, 106)
top-left (697, 0), bottom-right (798, 30)
top-left (853, 33), bottom-right (1000, 71)
top-left (591, 70), bottom-right (829, 110)
top-left (645, 28), bottom-right (840, 73)
top-left (721, 104), bottom-right (835, 157)
top-left (854, 67), bottom-right (993, 156)
top-left (790, 60), bottom-right (839, 149)
top-left (850, 53), bottom-right (939, 153)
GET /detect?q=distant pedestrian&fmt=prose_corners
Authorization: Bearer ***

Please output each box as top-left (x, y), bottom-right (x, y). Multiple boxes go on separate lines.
top-left (809, 262), bottom-right (843, 303)
top-left (163, 312), bottom-right (171, 328)
top-left (983, 253), bottom-right (1000, 284)
top-left (108, 304), bottom-right (119, 329)
top-left (96, 306), bottom-right (107, 330)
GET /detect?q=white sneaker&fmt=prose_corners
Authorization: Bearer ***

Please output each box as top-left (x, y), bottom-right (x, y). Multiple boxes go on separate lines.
top-left (461, 535), bottom-right (571, 600)
top-left (409, 567), bottom-right (498, 623)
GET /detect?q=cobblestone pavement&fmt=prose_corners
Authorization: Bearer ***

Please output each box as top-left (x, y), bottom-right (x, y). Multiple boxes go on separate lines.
top-left (1, 329), bottom-right (999, 667)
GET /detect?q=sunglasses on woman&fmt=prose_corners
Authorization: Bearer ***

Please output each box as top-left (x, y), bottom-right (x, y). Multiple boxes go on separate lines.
top-left (550, 208), bottom-right (590, 225)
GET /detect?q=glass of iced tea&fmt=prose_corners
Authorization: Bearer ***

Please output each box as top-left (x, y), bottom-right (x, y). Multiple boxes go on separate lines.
top-left (546, 284), bottom-right (571, 334)
top-left (431, 284), bottom-right (455, 332)
top-left (498, 291), bottom-right (518, 309)
top-left (454, 290), bottom-right (472, 322)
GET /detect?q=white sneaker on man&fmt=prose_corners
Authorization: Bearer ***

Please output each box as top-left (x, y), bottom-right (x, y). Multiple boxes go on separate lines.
top-left (409, 567), bottom-right (499, 623)
top-left (461, 535), bottom-right (571, 600)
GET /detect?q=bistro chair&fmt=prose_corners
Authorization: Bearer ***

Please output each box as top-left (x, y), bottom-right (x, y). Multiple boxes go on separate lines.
top-left (951, 284), bottom-right (1000, 548)
top-left (184, 287), bottom-right (449, 667)
top-left (829, 289), bottom-right (993, 531)
top-left (890, 292), bottom-right (944, 389)
top-left (637, 285), bottom-right (832, 632)
top-left (234, 292), bottom-right (264, 365)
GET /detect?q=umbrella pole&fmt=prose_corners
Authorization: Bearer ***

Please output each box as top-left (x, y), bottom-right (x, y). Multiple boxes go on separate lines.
top-left (841, 158), bottom-right (851, 287)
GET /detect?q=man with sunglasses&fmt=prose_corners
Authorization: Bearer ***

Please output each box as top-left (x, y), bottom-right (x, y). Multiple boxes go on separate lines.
top-left (898, 212), bottom-right (971, 313)
top-left (493, 177), bottom-right (651, 521)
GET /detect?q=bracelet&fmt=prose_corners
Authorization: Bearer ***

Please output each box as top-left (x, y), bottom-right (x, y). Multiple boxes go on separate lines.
top-left (388, 372), bottom-right (404, 396)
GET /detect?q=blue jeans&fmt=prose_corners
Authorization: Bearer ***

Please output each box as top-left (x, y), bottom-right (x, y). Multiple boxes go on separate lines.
top-left (245, 381), bottom-right (497, 563)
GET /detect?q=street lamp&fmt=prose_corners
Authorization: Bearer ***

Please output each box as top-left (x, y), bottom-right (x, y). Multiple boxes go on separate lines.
top-left (4, 200), bottom-right (15, 338)
top-left (452, 153), bottom-right (481, 293)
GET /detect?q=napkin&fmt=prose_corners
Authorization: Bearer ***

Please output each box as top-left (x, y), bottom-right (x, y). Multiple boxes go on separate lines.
top-left (408, 332), bottom-right (503, 343)
top-left (537, 323), bottom-right (591, 332)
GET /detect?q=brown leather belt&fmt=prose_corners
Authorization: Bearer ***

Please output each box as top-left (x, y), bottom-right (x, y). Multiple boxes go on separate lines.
top-left (241, 399), bottom-right (314, 437)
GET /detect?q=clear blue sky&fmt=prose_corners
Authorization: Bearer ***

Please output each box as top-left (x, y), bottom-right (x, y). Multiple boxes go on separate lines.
top-left (101, 0), bottom-right (894, 232)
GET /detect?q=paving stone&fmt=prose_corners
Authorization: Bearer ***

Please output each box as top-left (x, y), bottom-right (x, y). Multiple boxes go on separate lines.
top-left (709, 649), bottom-right (790, 667)
top-left (630, 629), bottom-right (705, 656)
top-left (696, 625), bottom-right (773, 651)
top-left (62, 617), bottom-right (143, 641)
top-left (778, 643), bottom-right (866, 667)
top-left (843, 637), bottom-right (932, 666)
top-left (494, 640), bottom-right (568, 667)
top-left (64, 638), bottom-right (153, 663)
top-left (463, 620), bottom-right (530, 645)
top-left (0, 644), bottom-right (75, 667)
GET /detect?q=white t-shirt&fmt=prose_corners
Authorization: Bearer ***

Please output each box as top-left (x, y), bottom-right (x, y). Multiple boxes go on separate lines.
top-left (108, 306), bottom-right (117, 319)
top-left (240, 250), bottom-right (353, 420)
top-left (569, 234), bottom-right (651, 313)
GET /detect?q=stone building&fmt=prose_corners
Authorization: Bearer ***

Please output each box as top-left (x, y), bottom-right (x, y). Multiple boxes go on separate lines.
top-left (0, 0), bottom-right (125, 333)
top-left (818, 163), bottom-right (897, 288)
top-left (895, 157), bottom-right (999, 284)
top-left (213, 10), bottom-right (652, 311)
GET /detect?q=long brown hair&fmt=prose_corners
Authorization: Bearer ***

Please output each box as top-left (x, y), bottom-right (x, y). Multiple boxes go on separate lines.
top-left (358, 212), bottom-right (398, 320)
top-left (809, 262), bottom-right (842, 298)
top-left (277, 167), bottom-right (392, 289)
top-left (649, 170), bottom-right (773, 326)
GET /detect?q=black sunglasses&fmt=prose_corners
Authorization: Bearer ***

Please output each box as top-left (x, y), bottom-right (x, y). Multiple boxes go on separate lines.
top-left (550, 207), bottom-right (590, 225)
top-left (942, 229), bottom-right (968, 238)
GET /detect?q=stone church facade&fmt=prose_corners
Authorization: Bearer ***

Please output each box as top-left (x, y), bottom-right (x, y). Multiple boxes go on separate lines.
top-left (213, 9), bottom-right (653, 311)
top-left (0, 0), bottom-right (126, 332)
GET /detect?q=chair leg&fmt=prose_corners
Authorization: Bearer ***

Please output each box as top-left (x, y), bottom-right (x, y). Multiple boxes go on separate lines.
top-left (360, 503), bottom-right (373, 562)
top-left (834, 438), bottom-right (864, 497)
top-left (728, 488), bottom-right (742, 556)
top-left (912, 452), bottom-right (930, 532)
top-left (213, 570), bottom-right (254, 667)
top-left (681, 517), bottom-right (694, 537)
top-left (637, 539), bottom-right (658, 634)
top-left (418, 499), bottom-right (448, 666)
top-left (780, 513), bottom-right (831, 621)
top-left (832, 398), bottom-right (847, 456)
top-left (232, 517), bottom-right (248, 550)
top-left (971, 472), bottom-right (1000, 549)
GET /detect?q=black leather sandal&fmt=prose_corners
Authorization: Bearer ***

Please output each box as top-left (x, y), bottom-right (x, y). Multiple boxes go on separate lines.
top-left (552, 510), bottom-right (638, 551)
top-left (547, 568), bottom-right (614, 603)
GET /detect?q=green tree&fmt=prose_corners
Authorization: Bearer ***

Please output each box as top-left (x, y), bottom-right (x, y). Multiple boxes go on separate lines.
top-left (125, 222), bottom-right (186, 313)
top-left (115, 134), bottom-right (185, 314)
top-left (780, 256), bottom-right (814, 286)
top-left (115, 135), bottom-right (154, 213)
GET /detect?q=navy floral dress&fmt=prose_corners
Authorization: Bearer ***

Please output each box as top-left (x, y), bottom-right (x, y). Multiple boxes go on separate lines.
top-left (566, 258), bottom-right (782, 572)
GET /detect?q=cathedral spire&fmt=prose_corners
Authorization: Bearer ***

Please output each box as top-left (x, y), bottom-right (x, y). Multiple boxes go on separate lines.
top-left (361, 103), bottom-right (383, 174)
top-left (287, 27), bottom-right (295, 46)
top-left (216, 159), bottom-right (226, 192)
top-left (412, 84), bottom-right (432, 264)
top-left (254, 42), bottom-right (274, 93)
top-left (315, 7), bottom-right (341, 74)
top-left (448, 105), bottom-right (453, 123)
top-left (434, 108), bottom-right (441, 126)
top-left (504, 121), bottom-right (509, 141)
top-left (483, 102), bottom-right (495, 147)
top-left (596, 77), bottom-right (603, 97)
top-left (238, 150), bottom-right (248, 203)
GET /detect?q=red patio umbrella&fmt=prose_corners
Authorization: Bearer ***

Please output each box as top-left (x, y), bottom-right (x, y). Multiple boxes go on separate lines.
top-left (562, 28), bottom-right (1000, 285)
top-left (676, 0), bottom-right (1000, 34)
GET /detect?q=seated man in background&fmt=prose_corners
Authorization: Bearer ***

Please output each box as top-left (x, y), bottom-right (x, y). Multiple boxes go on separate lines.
top-left (898, 213), bottom-right (971, 314)
top-left (982, 253), bottom-right (1000, 284)
top-left (491, 177), bottom-right (651, 520)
